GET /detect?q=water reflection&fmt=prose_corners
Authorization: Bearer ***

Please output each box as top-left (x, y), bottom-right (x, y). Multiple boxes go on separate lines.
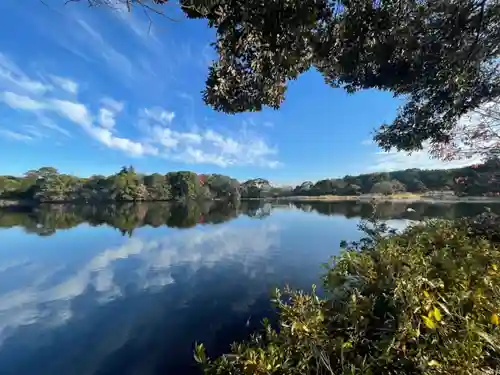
top-left (0, 219), bottom-right (282, 374)
top-left (0, 201), bottom-right (272, 237)
top-left (1, 200), bottom-right (496, 237)
top-left (0, 200), bottom-right (497, 375)
top-left (289, 200), bottom-right (500, 219)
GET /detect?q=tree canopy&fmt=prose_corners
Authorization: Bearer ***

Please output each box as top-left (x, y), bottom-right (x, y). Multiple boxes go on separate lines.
top-left (73, 0), bottom-right (500, 155)
top-left (0, 167), bottom-right (241, 203)
top-left (2, 160), bottom-right (500, 203)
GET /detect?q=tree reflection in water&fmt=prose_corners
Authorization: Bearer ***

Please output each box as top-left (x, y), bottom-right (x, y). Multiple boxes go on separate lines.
top-left (0, 200), bottom-right (497, 237)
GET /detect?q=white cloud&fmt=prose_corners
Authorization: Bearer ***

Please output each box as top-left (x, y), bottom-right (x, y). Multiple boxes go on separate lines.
top-left (146, 122), bottom-right (279, 168)
top-left (267, 161), bottom-right (282, 169)
top-left (101, 97), bottom-right (124, 113)
top-left (98, 108), bottom-right (116, 129)
top-left (151, 127), bottom-right (180, 148)
top-left (180, 147), bottom-right (233, 167)
top-left (149, 126), bottom-right (202, 149)
top-left (49, 99), bottom-right (158, 157)
top-left (178, 134), bottom-right (280, 168)
top-left (0, 53), bottom-right (52, 95)
top-left (368, 144), bottom-right (482, 172)
top-left (1, 92), bottom-right (45, 111)
top-left (88, 125), bottom-right (159, 156)
top-left (0, 129), bottom-right (33, 142)
top-left (142, 107), bottom-right (175, 124)
top-left (99, 97), bottom-right (124, 129)
top-left (49, 99), bottom-right (92, 127)
top-left (0, 88), bottom-right (156, 157)
top-left (204, 129), bottom-right (240, 154)
top-left (49, 75), bottom-right (78, 94)
top-left (0, 55), bottom-right (280, 167)
top-left (138, 106), bottom-right (280, 167)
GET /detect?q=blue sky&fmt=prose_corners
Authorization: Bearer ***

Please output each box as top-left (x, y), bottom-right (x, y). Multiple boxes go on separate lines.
top-left (0, 0), bottom-right (473, 185)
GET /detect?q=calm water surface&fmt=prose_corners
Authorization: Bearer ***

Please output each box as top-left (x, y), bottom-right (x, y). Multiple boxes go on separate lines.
top-left (0, 200), bottom-right (497, 375)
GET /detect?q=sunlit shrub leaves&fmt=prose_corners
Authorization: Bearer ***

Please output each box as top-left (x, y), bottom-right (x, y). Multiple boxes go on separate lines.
top-left (197, 218), bottom-right (500, 374)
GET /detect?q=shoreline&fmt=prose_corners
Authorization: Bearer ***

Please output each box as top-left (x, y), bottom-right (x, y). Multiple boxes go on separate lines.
top-left (261, 195), bottom-right (500, 204)
top-left (3, 195), bottom-right (500, 208)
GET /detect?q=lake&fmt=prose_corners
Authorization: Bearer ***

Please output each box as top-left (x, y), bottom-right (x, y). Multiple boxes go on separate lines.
top-left (0, 200), bottom-right (497, 375)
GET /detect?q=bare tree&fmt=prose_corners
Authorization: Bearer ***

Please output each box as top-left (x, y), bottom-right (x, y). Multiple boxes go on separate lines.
top-left (63, 0), bottom-right (167, 12)
top-left (431, 97), bottom-right (500, 162)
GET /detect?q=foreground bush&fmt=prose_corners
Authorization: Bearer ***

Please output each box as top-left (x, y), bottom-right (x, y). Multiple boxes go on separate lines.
top-left (195, 219), bottom-right (500, 374)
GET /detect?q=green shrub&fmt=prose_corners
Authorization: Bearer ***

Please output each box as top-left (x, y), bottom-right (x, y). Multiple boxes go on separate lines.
top-left (195, 219), bottom-right (500, 374)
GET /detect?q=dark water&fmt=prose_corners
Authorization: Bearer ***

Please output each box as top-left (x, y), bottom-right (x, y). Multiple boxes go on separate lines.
top-left (0, 200), bottom-right (497, 375)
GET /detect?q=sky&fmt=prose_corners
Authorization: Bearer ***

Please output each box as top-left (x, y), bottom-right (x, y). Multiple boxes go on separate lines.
top-left (0, 0), bottom-right (476, 185)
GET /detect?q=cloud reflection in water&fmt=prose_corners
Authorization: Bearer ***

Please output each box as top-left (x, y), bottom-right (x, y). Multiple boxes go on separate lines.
top-left (0, 221), bottom-right (280, 346)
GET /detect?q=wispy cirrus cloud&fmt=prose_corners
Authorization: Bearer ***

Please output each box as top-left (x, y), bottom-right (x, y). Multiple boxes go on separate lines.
top-left (25, 6), bottom-right (139, 83)
top-left (142, 107), bottom-right (175, 124)
top-left (49, 75), bottom-right (78, 95)
top-left (0, 53), bottom-right (52, 95)
top-left (0, 53), bottom-right (281, 168)
top-left (21, 125), bottom-right (46, 140)
top-left (37, 116), bottom-right (72, 138)
top-left (76, 19), bottom-right (135, 79)
top-left (0, 2), bottom-right (280, 169)
top-left (0, 129), bottom-right (33, 142)
top-left (111, 4), bottom-right (162, 44)
top-left (101, 97), bottom-right (124, 113)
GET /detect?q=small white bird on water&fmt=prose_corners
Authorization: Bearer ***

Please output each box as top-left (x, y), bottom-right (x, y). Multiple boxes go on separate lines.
top-left (406, 207), bottom-right (416, 212)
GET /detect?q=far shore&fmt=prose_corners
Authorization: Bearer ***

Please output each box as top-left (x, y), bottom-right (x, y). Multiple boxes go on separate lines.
top-left (3, 194), bottom-right (500, 208)
top-left (257, 194), bottom-right (500, 204)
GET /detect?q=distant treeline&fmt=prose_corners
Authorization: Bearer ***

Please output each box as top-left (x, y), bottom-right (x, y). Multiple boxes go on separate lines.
top-left (0, 166), bottom-right (242, 203)
top-left (1, 158), bottom-right (500, 203)
top-left (289, 158), bottom-right (500, 198)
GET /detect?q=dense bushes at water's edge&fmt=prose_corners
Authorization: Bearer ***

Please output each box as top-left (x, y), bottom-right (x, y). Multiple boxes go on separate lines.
top-left (195, 215), bottom-right (500, 374)
top-left (2, 159), bottom-right (500, 203)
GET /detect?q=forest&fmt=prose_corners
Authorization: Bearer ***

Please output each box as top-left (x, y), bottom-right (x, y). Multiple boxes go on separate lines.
top-left (0, 166), bottom-right (241, 203)
top-left (1, 158), bottom-right (500, 203)
top-left (290, 158), bottom-right (500, 197)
